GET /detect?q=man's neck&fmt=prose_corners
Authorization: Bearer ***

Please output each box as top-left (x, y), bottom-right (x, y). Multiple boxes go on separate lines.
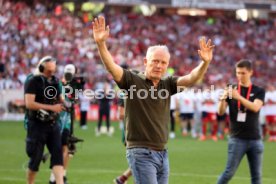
top-left (152, 80), bottom-right (160, 87)
top-left (145, 73), bottom-right (160, 87)
top-left (149, 78), bottom-right (160, 87)
top-left (41, 75), bottom-right (52, 81)
top-left (240, 80), bottom-right (252, 87)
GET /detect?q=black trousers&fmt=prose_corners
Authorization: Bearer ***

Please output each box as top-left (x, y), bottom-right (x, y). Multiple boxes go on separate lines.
top-left (97, 108), bottom-right (110, 131)
top-left (26, 120), bottom-right (63, 171)
top-left (170, 109), bottom-right (175, 132)
top-left (80, 111), bottom-right (87, 126)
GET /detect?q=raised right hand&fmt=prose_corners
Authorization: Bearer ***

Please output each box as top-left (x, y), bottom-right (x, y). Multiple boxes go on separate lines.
top-left (92, 16), bottom-right (110, 44)
top-left (220, 87), bottom-right (229, 100)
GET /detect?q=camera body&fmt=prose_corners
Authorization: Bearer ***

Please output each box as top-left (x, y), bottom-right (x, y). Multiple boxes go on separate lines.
top-left (36, 109), bottom-right (58, 123)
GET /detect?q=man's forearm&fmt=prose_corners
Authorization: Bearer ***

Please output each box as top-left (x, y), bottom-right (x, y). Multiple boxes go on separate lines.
top-left (97, 42), bottom-right (123, 82)
top-left (26, 101), bottom-right (52, 111)
top-left (177, 61), bottom-right (210, 87)
top-left (238, 96), bottom-right (262, 113)
top-left (97, 42), bottom-right (115, 72)
top-left (189, 61), bottom-right (209, 83)
top-left (218, 100), bottom-right (227, 115)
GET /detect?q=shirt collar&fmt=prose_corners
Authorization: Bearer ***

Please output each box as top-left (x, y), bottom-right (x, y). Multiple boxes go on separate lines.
top-left (136, 71), bottom-right (166, 82)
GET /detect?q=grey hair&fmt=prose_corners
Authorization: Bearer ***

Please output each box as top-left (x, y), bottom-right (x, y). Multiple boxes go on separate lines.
top-left (146, 45), bottom-right (170, 60)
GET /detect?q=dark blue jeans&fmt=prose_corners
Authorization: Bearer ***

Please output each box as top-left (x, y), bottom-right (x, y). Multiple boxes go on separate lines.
top-left (126, 148), bottom-right (169, 184)
top-left (217, 137), bottom-right (264, 184)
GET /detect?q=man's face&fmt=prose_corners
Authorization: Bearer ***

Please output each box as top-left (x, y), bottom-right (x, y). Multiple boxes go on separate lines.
top-left (267, 84), bottom-right (275, 91)
top-left (43, 61), bottom-right (56, 78)
top-left (144, 49), bottom-right (170, 81)
top-left (236, 67), bottom-right (252, 84)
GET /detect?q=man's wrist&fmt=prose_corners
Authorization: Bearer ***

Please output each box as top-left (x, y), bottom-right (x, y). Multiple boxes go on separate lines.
top-left (96, 41), bottom-right (106, 47)
top-left (219, 97), bottom-right (227, 101)
top-left (236, 95), bottom-right (243, 101)
top-left (202, 60), bottom-right (210, 64)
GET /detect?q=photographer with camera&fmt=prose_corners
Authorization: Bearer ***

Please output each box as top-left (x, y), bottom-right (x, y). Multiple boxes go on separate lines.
top-left (24, 56), bottom-right (65, 184)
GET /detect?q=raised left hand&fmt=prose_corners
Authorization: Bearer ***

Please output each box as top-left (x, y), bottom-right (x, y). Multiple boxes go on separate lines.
top-left (198, 37), bottom-right (215, 63)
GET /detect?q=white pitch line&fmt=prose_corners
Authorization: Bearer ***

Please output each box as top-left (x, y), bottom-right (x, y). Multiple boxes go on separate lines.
top-left (0, 177), bottom-right (107, 184)
top-left (1, 168), bottom-right (275, 182)
top-left (171, 172), bottom-right (249, 180)
top-left (0, 177), bottom-right (26, 182)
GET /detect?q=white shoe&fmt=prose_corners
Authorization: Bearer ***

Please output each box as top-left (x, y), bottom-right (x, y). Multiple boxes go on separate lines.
top-left (81, 125), bottom-right (88, 130)
top-left (191, 130), bottom-right (197, 138)
top-left (169, 132), bottom-right (176, 139)
top-left (107, 127), bottom-right (114, 137)
top-left (95, 128), bottom-right (101, 137)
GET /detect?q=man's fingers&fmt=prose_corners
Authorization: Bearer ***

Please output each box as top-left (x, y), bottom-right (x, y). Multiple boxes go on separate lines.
top-left (92, 22), bottom-right (96, 30)
top-left (99, 15), bottom-right (105, 28)
top-left (106, 25), bottom-right (110, 33)
top-left (199, 37), bottom-right (216, 50)
top-left (206, 39), bottom-right (211, 47)
top-left (201, 36), bottom-right (206, 43)
top-left (201, 36), bottom-right (206, 48)
top-left (199, 37), bottom-right (204, 50)
top-left (94, 17), bottom-right (99, 28)
top-left (198, 50), bottom-right (201, 57)
top-left (209, 45), bottom-right (215, 49)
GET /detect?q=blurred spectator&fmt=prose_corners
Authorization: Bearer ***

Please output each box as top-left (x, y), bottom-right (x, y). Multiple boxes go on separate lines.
top-left (0, 0), bottom-right (275, 91)
top-left (79, 92), bottom-right (90, 130)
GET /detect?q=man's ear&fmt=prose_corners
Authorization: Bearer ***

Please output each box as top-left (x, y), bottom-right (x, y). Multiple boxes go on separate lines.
top-left (143, 58), bottom-right (147, 66)
top-left (248, 69), bottom-right (253, 77)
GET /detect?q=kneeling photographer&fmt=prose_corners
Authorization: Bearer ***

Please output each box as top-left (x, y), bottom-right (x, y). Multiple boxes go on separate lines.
top-left (24, 56), bottom-right (65, 184)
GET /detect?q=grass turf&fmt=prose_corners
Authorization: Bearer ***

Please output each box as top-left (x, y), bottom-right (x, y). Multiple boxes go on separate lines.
top-left (0, 121), bottom-right (275, 184)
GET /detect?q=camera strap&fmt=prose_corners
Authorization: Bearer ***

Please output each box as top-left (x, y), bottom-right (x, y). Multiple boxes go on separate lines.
top-left (40, 76), bottom-right (47, 104)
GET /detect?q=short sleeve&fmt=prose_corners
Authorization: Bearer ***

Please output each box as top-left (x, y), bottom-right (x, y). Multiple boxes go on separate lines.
top-left (115, 69), bottom-right (133, 90)
top-left (168, 76), bottom-right (179, 95)
top-left (255, 88), bottom-right (265, 103)
top-left (25, 77), bottom-right (38, 95)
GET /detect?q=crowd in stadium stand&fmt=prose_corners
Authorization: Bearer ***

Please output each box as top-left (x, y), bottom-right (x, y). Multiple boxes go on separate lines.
top-left (1, 1), bottom-right (276, 142)
top-left (0, 0), bottom-right (276, 91)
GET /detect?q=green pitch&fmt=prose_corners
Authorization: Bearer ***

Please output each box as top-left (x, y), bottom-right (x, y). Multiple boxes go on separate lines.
top-left (0, 121), bottom-right (275, 184)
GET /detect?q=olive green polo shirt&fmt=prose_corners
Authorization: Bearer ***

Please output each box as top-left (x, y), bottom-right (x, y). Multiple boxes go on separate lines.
top-left (116, 69), bottom-right (178, 150)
